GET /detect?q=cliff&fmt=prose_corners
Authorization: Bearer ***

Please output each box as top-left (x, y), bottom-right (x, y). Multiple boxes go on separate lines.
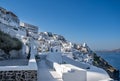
top-left (93, 53), bottom-right (119, 80)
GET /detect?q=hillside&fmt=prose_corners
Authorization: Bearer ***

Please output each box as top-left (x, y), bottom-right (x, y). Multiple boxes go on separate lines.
top-left (0, 30), bottom-right (22, 59)
top-left (111, 48), bottom-right (120, 53)
top-left (36, 32), bottom-right (119, 80)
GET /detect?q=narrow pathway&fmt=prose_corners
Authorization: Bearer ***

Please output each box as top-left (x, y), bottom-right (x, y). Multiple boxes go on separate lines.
top-left (37, 60), bottom-right (63, 81)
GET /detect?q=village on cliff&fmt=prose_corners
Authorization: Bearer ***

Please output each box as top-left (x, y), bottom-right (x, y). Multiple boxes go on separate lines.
top-left (0, 6), bottom-right (118, 81)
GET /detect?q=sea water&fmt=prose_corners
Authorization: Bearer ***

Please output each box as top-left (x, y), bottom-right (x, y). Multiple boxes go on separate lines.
top-left (96, 52), bottom-right (120, 80)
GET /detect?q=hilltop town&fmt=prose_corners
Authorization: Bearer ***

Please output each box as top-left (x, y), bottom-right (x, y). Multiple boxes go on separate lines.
top-left (0, 7), bottom-right (119, 81)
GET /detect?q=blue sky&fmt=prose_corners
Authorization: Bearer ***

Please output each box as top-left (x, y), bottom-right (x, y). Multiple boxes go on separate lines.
top-left (0, 0), bottom-right (120, 50)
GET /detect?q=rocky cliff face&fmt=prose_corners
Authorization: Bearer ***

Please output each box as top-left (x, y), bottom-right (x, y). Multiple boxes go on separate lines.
top-left (93, 53), bottom-right (119, 80)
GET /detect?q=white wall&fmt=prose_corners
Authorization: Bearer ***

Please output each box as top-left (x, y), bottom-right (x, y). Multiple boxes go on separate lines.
top-left (53, 63), bottom-right (63, 77)
top-left (0, 23), bottom-right (26, 39)
top-left (62, 64), bottom-right (87, 81)
top-left (46, 52), bottom-right (87, 81)
top-left (46, 53), bottom-right (62, 64)
top-left (62, 55), bottom-right (90, 69)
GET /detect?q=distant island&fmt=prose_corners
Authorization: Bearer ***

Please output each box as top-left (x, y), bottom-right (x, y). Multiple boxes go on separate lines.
top-left (96, 48), bottom-right (120, 53)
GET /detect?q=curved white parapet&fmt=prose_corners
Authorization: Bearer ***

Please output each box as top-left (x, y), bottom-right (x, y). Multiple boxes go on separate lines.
top-left (99, 78), bottom-right (114, 81)
top-left (62, 64), bottom-right (87, 81)
top-left (62, 55), bottom-right (90, 69)
top-left (87, 65), bottom-right (113, 81)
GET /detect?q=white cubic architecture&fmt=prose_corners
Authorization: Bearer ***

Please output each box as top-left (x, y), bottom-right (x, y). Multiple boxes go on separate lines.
top-left (20, 22), bottom-right (38, 34)
top-left (0, 7), bottom-right (20, 28)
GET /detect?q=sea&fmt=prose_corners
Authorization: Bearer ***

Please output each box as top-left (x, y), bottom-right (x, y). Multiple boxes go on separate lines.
top-left (96, 52), bottom-right (120, 80)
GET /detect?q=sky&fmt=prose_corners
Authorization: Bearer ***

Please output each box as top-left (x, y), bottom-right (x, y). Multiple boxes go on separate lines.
top-left (0, 0), bottom-right (120, 50)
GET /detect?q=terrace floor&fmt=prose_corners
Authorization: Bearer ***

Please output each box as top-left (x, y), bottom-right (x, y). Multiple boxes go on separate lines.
top-left (0, 59), bottom-right (28, 66)
top-left (37, 60), bottom-right (63, 81)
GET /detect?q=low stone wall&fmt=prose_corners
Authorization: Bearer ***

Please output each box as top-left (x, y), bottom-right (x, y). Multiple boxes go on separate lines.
top-left (0, 70), bottom-right (37, 81)
top-left (0, 42), bottom-right (38, 81)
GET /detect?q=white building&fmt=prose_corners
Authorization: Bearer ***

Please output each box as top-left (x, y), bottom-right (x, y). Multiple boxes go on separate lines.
top-left (0, 7), bottom-right (20, 28)
top-left (20, 22), bottom-right (38, 34)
